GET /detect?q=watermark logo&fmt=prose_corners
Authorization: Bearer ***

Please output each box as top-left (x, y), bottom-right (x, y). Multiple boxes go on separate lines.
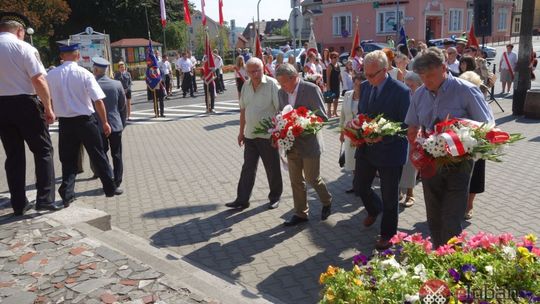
top-left (419, 279), bottom-right (451, 304)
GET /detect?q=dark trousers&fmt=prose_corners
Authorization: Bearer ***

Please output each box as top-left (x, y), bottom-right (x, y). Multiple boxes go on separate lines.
top-left (101, 131), bottom-right (123, 187)
top-left (422, 160), bottom-right (474, 248)
top-left (236, 138), bottom-right (282, 203)
top-left (164, 74), bottom-right (171, 94)
top-left (58, 115), bottom-right (116, 202)
top-left (215, 70), bottom-right (224, 92)
top-left (204, 81), bottom-right (215, 110)
top-left (182, 72), bottom-right (193, 96)
top-left (176, 70), bottom-right (181, 89)
top-left (354, 157), bottom-right (402, 240)
top-left (0, 96), bottom-right (55, 212)
top-left (192, 71), bottom-right (198, 92)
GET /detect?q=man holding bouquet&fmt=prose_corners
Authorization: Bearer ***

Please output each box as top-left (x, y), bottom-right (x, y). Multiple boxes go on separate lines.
top-left (275, 63), bottom-right (332, 226)
top-left (405, 47), bottom-right (494, 248)
top-left (354, 50), bottom-right (411, 250)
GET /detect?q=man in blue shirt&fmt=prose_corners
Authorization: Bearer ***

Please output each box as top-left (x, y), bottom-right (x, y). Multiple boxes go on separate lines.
top-left (405, 47), bottom-right (494, 248)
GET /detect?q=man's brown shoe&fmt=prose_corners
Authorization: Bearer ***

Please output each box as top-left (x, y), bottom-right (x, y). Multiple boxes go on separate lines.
top-left (375, 238), bottom-right (392, 251)
top-left (363, 215), bottom-right (377, 227)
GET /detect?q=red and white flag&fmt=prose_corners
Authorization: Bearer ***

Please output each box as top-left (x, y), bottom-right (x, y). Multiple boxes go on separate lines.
top-left (254, 30), bottom-right (272, 75)
top-left (201, 0), bottom-right (207, 26)
top-left (160, 0), bottom-right (167, 28)
top-left (466, 24), bottom-right (480, 49)
top-left (203, 32), bottom-right (216, 84)
top-left (183, 0), bottom-right (191, 25)
top-left (350, 23), bottom-right (360, 58)
top-left (218, 0), bottom-right (224, 26)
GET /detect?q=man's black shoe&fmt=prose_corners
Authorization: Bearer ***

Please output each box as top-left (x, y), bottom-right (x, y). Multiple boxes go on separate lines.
top-left (321, 205), bottom-right (332, 221)
top-left (114, 188), bottom-right (124, 195)
top-left (63, 198), bottom-right (76, 208)
top-left (14, 201), bottom-right (35, 216)
top-left (225, 201), bottom-right (249, 209)
top-left (36, 202), bottom-right (63, 212)
top-left (268, 200), bottom-right (280, 209)
top-left (345, 188), bottom-right (355, 193)
top-left (284, 215), bottom-right (308, 226)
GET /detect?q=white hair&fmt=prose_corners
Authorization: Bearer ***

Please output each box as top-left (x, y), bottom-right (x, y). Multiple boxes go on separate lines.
top-left (364, 50), bottom-right (388, 70)
top-left (246, 57), bottom-right (263, 68)
top-left (459, 71), bottom-right (482, 87)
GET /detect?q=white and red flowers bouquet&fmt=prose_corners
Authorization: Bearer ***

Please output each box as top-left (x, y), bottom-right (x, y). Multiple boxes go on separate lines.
top-left (304, 73), bottom-right (323, 84)
top-left (254, 104), bottom-right (324, 152)
top-left (343, 114), bottom-right (406, 146)
top-left (411, 118), bottom-right (523, 177)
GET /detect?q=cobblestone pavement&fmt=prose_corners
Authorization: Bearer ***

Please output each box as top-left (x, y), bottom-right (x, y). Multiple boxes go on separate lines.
top-left (1, 92), bottom-right (540, 303)
top-left (0, 209), bottom-right (214, 304)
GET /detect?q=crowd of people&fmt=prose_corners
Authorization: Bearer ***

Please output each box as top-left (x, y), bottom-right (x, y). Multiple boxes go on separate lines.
top-left (223, 33), bottom-right (529, 250)
top-left (0, 10), bottom-right (532, 251)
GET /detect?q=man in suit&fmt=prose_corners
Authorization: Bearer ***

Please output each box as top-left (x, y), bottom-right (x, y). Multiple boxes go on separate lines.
top-left (92, 57), bottom-right (127, 190)
top-left (355, 50), bottom-right (410, 250)
top-left (275, 63), bottom-right (332, 226)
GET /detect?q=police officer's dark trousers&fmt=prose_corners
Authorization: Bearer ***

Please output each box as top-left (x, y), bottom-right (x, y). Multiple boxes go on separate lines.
top-left (58, 115), bottom-right (116, 202)
top-left (0, 95), bottom-right (55, 212)
top-left (100, 131), bottom-right (123, 187)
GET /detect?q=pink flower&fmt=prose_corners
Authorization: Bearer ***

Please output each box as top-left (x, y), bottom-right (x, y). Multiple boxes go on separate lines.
top-left (498, 233), bottom-right (514, 245)
top-left (532, 247), bottom-right (540, 257)
top-left (390, 232), bottom-right (408, 245)
top-left (435, 244), bottom-right (456, 256)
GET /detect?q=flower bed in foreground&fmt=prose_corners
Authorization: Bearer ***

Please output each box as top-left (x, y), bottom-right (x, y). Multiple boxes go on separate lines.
top-left (320, 232), bottom-right (540, 303)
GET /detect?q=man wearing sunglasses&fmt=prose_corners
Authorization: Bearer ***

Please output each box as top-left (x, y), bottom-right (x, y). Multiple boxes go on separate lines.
top-left (354, 50), bottom-right (411, 250)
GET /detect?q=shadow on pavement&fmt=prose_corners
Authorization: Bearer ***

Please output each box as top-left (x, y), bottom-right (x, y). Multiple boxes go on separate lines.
top-left (203, 119), bottom-right (240, 131)
top-left (142, 204), bottom-right (219, 219)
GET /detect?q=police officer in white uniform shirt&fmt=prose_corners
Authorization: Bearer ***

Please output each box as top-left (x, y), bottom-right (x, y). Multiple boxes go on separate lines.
top-left (0, 12), bottom-right (63, 215)
top-left (178, 52), bottom-right (195, 98)
top-left (46, 42), bottom-right (122, 207)
top-left (158, 54), bottom-right (172, 96)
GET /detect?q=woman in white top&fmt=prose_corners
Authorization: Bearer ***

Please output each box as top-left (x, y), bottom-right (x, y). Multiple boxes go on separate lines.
top-left (399, 71), bottom-right (423, 207)
top-left (339, 74), bottom-right (365, 192)
top-left (265, 54), bottom-right (275, 77)
top-left (382, 48), bottom-right (404, 82)
top-left (340, 60), bottom-right (354, 95)
top-left (234, 56), bottom-right (248, 100)
top-left (394, 53), bottom-right (409, 81)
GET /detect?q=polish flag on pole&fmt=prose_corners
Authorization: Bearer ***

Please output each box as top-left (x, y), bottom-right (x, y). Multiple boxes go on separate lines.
top-left (466, 24), bottom-right (480, 49)
top-left (350, 21), bottom-right (360, 58)
top-left (160, 0), bottom-right (166, 27)
top-left (203, 31), bottom-right (216, 84)
top-left (218, 0), bottom-right (224, 26)
top-left (183, 0), bottom-right (191, 25)
top-left (255, 30), bottom-right (271, 75)
top-left (201, 0), bottom-right (207, 26)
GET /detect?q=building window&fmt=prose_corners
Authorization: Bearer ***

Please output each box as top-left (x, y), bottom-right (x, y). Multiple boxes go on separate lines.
top-left (376, 9), bottom-right (404, 34)
top-left (498, 8), bottom-right (508, 31)
top-left (449, 9), bottom-right (463, 32)
top-left (466, 9), bottom-right (473, 31)
top-left (513, 16), bottom-right (521, 33)
top-left (332, 13), bottom-right (352, 37)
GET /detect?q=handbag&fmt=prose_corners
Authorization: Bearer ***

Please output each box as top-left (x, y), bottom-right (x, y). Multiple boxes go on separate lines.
top-left (339, 143), bottom-right (345, 168)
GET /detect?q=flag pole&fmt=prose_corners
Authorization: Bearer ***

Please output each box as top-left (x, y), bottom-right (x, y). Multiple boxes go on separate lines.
top-left (205, 26), bottom-right (211, 113)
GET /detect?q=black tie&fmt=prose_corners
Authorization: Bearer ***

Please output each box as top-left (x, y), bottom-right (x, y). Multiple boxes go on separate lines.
top-left (369, 86), bottom-right (377, 107)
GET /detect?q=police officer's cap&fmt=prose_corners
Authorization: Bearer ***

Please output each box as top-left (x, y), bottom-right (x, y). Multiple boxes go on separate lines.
top-left (0, 11), bottom-right (31, 28)
top-left (92, 57), bottom-right (110, 68)
top-left (58, 42), bottom-right (80, 53)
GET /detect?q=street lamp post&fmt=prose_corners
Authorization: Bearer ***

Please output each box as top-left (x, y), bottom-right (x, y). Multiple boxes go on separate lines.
top-left (26, 27), bottom-right (34, 46)
top-left (257, 0), bottom-right (262, 34)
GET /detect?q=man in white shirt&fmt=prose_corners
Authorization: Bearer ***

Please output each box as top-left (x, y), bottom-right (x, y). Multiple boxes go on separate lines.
top-left (0, 12), bottom-right (62, 215)
top-left (158, 54), bottom-right (172, 96)
top-left (499, 43), bottom-right (518, 94)
top-left (46, 42), bottom-right (122, 207)
top-left (187, 50), bottom-right (198, 93)
top-left (213, 49), bottom-right (225, 93)
top-left (225, 58), bottom-right (283, 210)
top-left (178, 52), bottom-right (195, 98)
top-left (446, 47), bottom-right (460, 74)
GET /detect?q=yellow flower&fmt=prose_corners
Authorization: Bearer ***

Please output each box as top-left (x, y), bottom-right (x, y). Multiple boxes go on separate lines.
top-left (447, 236), bottom-right (459, 245)
top-left (525, 234), bottom-right (537, 244)
top-left (353, 265), bottom-right (362, 275)
top-left (325, 287), bottom-right (335, 301)
top-left (517, 247), bottom-right (534, 266)
top-left (353, 278), bottom-right (362, 286)
top-left (326, 265), bottom-right (338, 276)
top-left (319, 273), bottom-right (327, 284)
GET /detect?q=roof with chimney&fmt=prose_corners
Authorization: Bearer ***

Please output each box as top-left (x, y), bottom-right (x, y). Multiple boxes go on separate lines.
top-left (241, 19), bottom-right (287, 37)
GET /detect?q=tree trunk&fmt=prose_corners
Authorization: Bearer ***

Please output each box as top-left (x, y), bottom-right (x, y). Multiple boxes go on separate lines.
top-left (512, 0), bottom-right (536, 115)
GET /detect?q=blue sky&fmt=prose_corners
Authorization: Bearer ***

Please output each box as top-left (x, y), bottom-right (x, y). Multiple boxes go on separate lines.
top-left (193, 0), bottom-right (292, 29)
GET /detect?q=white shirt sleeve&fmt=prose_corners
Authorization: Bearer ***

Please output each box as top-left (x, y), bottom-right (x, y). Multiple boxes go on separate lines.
top-left (22, 45), bottom-right (46, 78)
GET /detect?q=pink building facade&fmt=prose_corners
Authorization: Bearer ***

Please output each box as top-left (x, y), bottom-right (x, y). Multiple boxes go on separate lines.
top-left (303, 0), bottom-right (514, 52)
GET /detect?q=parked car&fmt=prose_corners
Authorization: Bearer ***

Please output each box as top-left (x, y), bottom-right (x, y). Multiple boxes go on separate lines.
top-left (338, 42), bottom-right (391, 65)
top-left (271, 48), bottom-right (283, 58)
top-left (480, 45), bottom-right (497, 59)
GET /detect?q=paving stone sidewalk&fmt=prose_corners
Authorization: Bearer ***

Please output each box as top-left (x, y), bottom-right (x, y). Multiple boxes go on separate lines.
top-left (0, 210), bottom-right (213, 304)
